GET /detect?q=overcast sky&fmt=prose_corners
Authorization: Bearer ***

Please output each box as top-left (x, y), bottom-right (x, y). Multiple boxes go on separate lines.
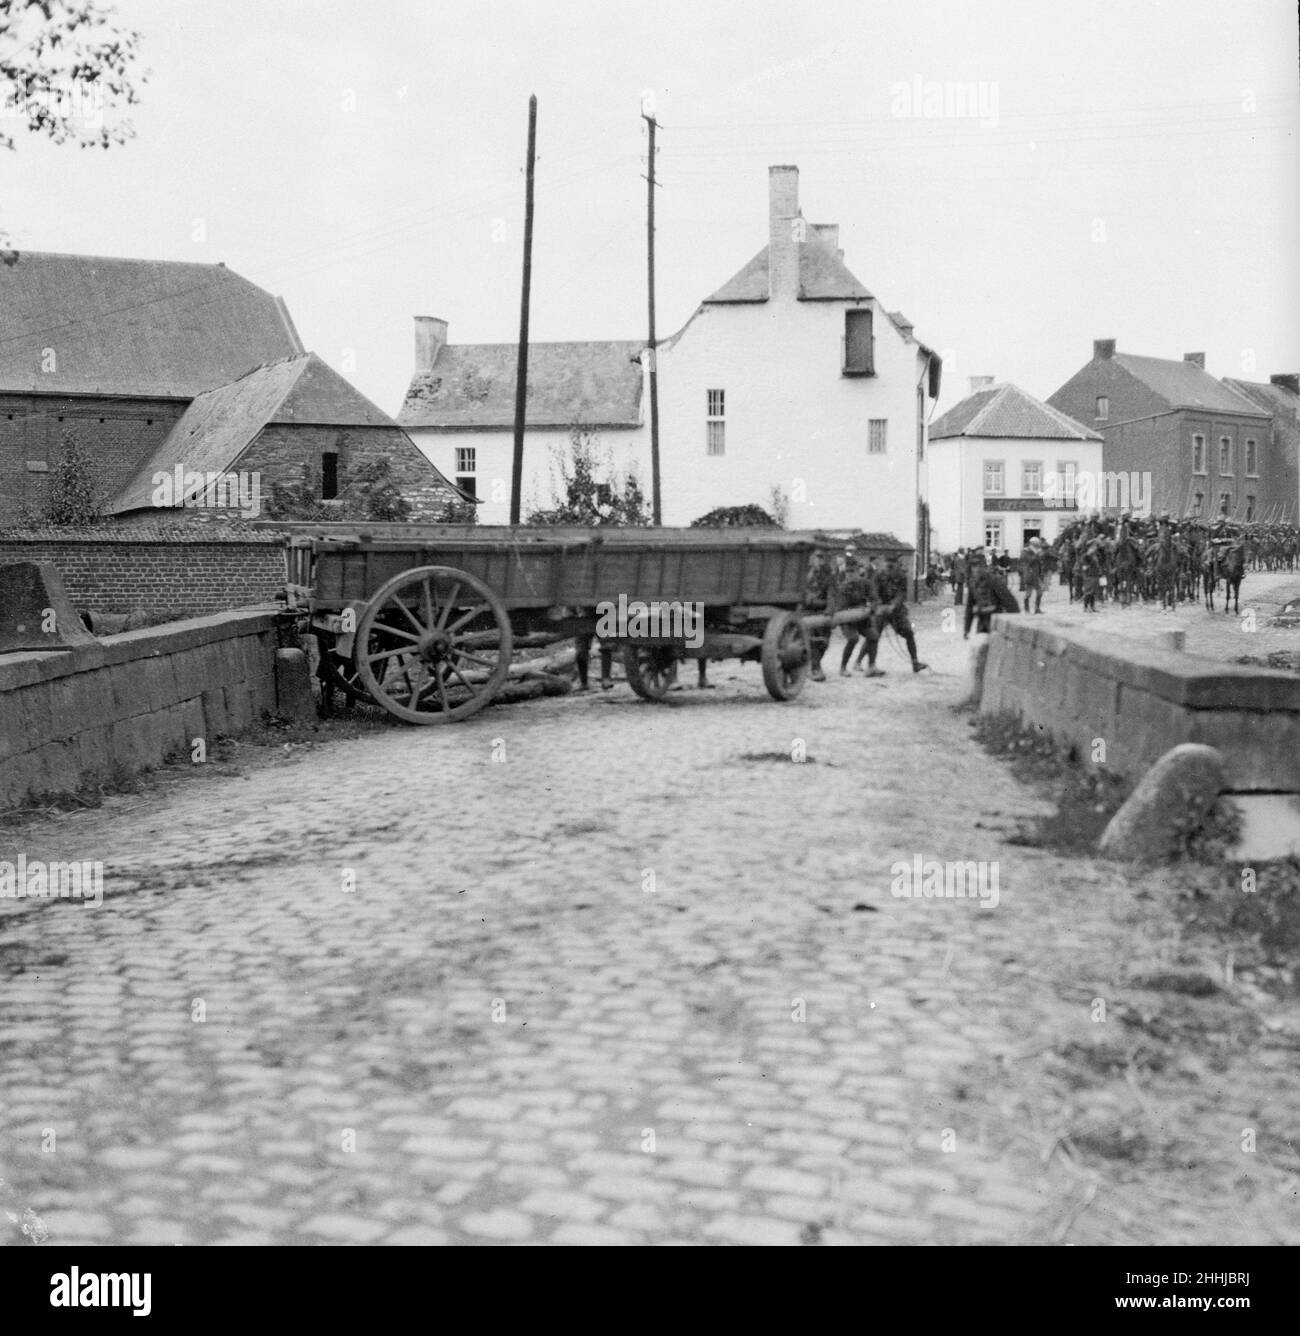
top-left (2, 0), bottom-right (1296, 417)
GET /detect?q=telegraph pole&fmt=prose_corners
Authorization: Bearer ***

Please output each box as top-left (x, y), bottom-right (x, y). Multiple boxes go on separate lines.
top-left (510, 94), bottom-right (537, 525)
top-left (643, 100), bottom-right (662, 525)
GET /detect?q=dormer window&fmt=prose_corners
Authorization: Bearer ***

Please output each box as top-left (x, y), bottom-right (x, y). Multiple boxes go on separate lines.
top-left (842, 308), bottom-right (874, 376)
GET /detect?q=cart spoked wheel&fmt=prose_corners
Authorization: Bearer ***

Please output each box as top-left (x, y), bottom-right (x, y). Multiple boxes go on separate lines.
top-left (354, 565), bottom-right (513, 724)
top-left (761, 611), bottom-right (810, 701)
top-left (622, 644), bottom-right (677, 701)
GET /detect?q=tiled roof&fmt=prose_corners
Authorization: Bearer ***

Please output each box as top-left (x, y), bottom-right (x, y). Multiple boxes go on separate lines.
top-left (0, 251), bottom-right (303, 397)
top-left (704, 227), bottom-right (872, 303)
top-left (930, 382), bottom-right (1102, 441)
top-left (1222, 378), bottom-right (1300, 420)
top-left (398, 340), bottom-right (644, 429)
top-left (1112, 354), bottom-right (1265, 415)
top-left (110, 354), bottom-right (449, 514)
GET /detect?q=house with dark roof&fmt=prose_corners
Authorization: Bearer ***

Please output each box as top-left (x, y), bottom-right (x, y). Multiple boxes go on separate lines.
top-left (398, 165), bottom-right (942, 553)
top-left (1047, 340), bottom-right (1275, 522)
top-left (1220, 374), bottom-right (1300, 524)
top-left (398, 323), bottom-right (645, 518)
top-left (927, 378), bottom-right (1102, 552)
top-left (0, 251), bottom-right (461, 525)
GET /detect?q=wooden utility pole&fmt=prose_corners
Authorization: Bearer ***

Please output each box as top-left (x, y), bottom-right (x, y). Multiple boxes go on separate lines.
top-left (643, 106), bottom-right (662, 524)
top-left (510, 94), bottom-right (538, 525)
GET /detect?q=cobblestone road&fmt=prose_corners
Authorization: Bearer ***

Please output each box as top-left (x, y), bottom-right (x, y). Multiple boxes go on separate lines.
top-left (1, 586), bottom-right (1296, 1246)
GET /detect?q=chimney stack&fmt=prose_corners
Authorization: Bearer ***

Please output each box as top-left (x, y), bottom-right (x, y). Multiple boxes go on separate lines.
top-left (414, 316), bottom-right (448, 372)
top-left (1269, 373), bottom-right (1299, 397)
top-left (811, 223), bottom-right (841, 258)
top-left (1093, 339), bottom-right (1116, 360)
top-left (1183, 352), bottom-right (1206, 369)
top-left (768, 165), bottom-right (801, 301)
top-left (969, 375), bottom-right (995, 394)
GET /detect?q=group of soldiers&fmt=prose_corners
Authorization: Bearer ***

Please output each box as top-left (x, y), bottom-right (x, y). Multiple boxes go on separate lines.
top-left (805, 547), bottom-right (927, 680)
top-left (1047, 512), bottom-right (1262, 611)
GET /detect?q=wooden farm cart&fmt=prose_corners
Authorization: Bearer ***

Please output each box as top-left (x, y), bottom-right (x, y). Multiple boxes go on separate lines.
top-left (276, 524), bottom-right (871, 725)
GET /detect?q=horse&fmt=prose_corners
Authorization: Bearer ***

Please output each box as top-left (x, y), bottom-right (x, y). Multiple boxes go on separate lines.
top-left (1219, 539), bottom-right (1246, 615)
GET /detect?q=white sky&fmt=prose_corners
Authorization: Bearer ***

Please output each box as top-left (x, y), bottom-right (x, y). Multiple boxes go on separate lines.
top-left (2, 0), bottom-right (1297, 417)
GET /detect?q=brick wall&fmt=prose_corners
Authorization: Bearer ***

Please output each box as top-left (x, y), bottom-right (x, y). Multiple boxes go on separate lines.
top-left (0, 527), bottom-right (285, 616)
top-left (0, 606), bottom-right (283, 810)
top-left (0, 394), bottom-right (186, 525)
top-left (240, 423), bottom-right (462, 520)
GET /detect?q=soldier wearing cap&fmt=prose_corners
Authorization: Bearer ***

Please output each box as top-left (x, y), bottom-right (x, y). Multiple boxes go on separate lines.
top-left (964, 546), bottom-right (997, 638)
top-left (862, 553), bottom-right (928, 674)
top-left (1021, 537), bottom-right (1046, 614)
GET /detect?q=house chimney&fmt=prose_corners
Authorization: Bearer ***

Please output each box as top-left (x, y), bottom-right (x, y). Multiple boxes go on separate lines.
top-left (1183, 351), bottom-right (1205, 369)
top-left (414, 315), bottom-right (448, 372)
top-left (811, 223), bottom-right (841, 258)
top-left (1269, 373), bottom-right (1299, 397)
top-left (969, 375), bottom-right (995, 394)
top-left (1093, 339), bottom-right (1116, 360)
top-left (768, 165), bottom-right (801, 301)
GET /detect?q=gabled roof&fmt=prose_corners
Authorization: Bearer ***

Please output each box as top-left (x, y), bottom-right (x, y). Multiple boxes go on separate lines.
top-left (1110, 353), bottom-right (1265, 416)
top-left (110, 353), bottom-right (451, 513)
top-left (703, 227), bottom-right (872, 304)
top-left (930, 382), bottom-right (1102, 441)
top-left (1222, 378), bottom-right (1300, 421)
top-left (398, 340), bottom-right (644, 429)
top-left (0, 251), bottom-right (304, 397)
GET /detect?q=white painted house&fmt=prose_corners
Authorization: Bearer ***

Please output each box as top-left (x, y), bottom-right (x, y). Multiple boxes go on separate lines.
top-left (398, 165), bottom-right (942, 556)
top-left (926, 379), bottom-right (1103, 554)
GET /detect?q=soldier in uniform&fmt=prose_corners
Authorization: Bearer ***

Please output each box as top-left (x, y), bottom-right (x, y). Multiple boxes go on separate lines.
top-left (862, 553), bottom-right (928, 674)
top-left (964, 546), bottom-right (997, 637)
top-left (1021, 537), bottom-right (1046, 613)
top-left (838, 548), bottom-right (878, 676)
top-left (804, 550), bottom-right (834, 682)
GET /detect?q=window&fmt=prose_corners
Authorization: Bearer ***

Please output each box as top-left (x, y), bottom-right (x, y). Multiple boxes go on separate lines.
top-left (455, 446), bottom-right (477, 474)
top-left (984, 520), bottom-right (1003, 550)
top-left (1192, 492), bottom-right (1203, 515)
top-left (706, 388), bottom-right (725, 456)
top-left (983, 460), bottom-right (1004, 496)
top-left (322, 451), bottom-right (339, 500)
top-left (456, 475), bottom-right (477, 500)
top-left (1191, 434), bottom-right (1206, 474)
top-left (1096, 396), bottom-right (1109, 420)
top-left (1060, 460), bottom-right (1078, 501)
top-left (1219, 436), bottom-right (1232, 475)
top-left (868, 419), bottom-right (887, 454)
top-left (1219, 492), bottom-right (1231, 515)
top-left (1246, 495), bottom-right (1256, 521)
top-left (1022, 461), bottom-right (1042, 495)
top-left (842, 309), bottom-right (874, 375)
top-left (1245, 438), bottom-right (1258, 476)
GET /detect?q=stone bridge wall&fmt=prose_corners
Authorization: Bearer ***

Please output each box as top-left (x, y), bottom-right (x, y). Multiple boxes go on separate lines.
top-left (0, 607), bottom-right (283, 811)
top-left (976, 616), bottom-right (1300, 792)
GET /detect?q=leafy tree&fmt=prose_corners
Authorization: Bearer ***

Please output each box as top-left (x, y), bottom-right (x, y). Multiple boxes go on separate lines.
top-left (1, 0), bottom-right (147, 256)
top-left (526, 422), bottom-right (651, 527)
top-left (17, 429), bottom-right (106, 526)
top-left (690, 503), bottom-right (781, 529)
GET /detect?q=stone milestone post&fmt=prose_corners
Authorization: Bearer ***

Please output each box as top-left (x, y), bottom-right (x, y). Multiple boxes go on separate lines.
top-left (0, 562), bottom-right (97, 653)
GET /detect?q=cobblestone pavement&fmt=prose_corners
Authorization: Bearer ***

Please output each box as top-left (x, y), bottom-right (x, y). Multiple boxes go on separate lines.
top-left (1, 592), bottom-right (1295, 1247)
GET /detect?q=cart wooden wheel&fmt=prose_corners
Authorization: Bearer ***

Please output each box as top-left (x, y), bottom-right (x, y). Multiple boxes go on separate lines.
top-left (761, 611), bottom-right (810, 701)
top-left (622, 644), bottom-right (677, 701)
top-left (354, 565), bottom-right (513, 724)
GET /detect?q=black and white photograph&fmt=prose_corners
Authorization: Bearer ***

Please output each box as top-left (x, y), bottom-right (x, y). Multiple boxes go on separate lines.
top-left (0, 0), bottom-right (1297, 1278)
